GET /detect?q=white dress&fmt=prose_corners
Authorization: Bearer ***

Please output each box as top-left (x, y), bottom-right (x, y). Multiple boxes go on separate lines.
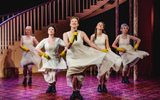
top-left (20, 35), bottom-right (41, 68)
top-left (118, 34), bottom-right (149, 67)
top-left (66, 31), bottom-right (122, 86)
top-left (36, 37), bottom-right (67, 72)
top-left (66, 31), bottom-right (106, 68)
top-left (94, 33), bottom-right (122, 78)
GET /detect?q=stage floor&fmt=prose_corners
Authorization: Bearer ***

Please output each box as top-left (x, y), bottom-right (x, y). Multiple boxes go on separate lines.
top-left (0, 71), bottom-right (160, 100)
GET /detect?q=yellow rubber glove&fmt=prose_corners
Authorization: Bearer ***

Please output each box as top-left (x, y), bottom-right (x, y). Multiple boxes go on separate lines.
top-left (38, 52), bottom-right (43, 57)
top-left (73, 31), bottom-right (78, 35)
top-left (39, 52), bottom-right (51, 60)
top-left (134, 43), bottom-right (139, 50)
top-left (43, 53), bottom-right (51, 60)
top-left (116, 47), bottom-right (126, 52)
top-left (20, 45), bottom-right (30, 52)
top-left (69, 31), bottom-right (78, 43)
top-left (59, 50), bottom-right (66, 57)
top-left (69, 35), bottom-right (75, 43)
top-left (101, 49), bottom-right (108, 53)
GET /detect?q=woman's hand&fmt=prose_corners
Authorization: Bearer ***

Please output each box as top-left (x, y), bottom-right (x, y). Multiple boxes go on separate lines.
top-left (39, 52), bottom-right (51, 60)
top-left (59, 50), bottom-right (66, 57)
top-left (101, 49), bottom-right (108, 53)
top-left (20, 45), bottom-right (30, 52)
top-left (116, 47), bottom-right (126, 52)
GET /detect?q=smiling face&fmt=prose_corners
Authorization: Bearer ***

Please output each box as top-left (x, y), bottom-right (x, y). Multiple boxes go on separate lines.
top-left (70, 17), bottom-right (79, 29)
top-left (48, 26), bottom-right (55, 35)
top-left (25, 26), bottom-right (32, 35)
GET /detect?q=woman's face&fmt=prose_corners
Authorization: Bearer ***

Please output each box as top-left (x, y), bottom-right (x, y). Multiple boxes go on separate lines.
top-left (48, 26), bottom-right (55, 35)
top-left (120, 26), bottom-right (129, 34)
top-left (96, 22), bottom-right (104, 30)
top-left (70, 18), bottom-right (79, 28)
top-left (25, 26), bottom-right (32, 35)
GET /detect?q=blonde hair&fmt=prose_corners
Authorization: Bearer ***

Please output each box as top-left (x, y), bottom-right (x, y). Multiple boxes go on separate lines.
top-left (25, 26), bottom-right (32, 30)
top-left (24, 26), bottom-right (32, 35)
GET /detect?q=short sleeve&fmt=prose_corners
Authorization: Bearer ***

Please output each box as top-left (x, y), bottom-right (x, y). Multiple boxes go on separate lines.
top-left (36, 39), bottom-right (46, 49)
top-left (58, 38), bottom-right (65, 46)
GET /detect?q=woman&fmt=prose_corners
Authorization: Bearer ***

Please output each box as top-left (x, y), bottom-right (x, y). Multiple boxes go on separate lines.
top-left (112, 23), bottom-right (149, 83)
top-left (20, 26), bottom-right (40, 86)
top-left (36, 25), bottom-right (67, 93)
top-left (90, 21), bottom-right (122, 93)
top-left (63, 17), bottom-right (122, 100)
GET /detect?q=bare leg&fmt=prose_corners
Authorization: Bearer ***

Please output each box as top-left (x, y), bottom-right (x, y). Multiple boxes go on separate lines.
top-left (70, 75), bottom-right (83, 100)
top-left (133, 65), bottom-right (138, 81)
top-left (127, 67), bottom-right (131, 77)
top-left (72, 75), bottom-right (77, 91)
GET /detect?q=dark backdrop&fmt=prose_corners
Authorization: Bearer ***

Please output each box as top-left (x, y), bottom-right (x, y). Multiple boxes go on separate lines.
top-left (79, 0), bottom-right (160, 79)
top-left (79, 1), bottom-right (129, 47)
top-left (153, 0), bottom-right (160, 78)
top-left (0, 0), bottom-right (48, 15)
top-left (0, 0), bottom-right (159, 78)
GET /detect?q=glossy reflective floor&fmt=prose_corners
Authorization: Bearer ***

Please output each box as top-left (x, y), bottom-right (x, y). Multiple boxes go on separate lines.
top-left (0, 71), bottom-right (160, 100)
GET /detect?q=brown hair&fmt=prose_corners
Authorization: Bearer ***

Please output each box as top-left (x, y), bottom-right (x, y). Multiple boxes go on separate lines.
top-left (48, 25), bottom-right (56, 33)
top-left (70, 16), bottom-right (79, 22)
top-left (93, 21), bottom-right (106, 42)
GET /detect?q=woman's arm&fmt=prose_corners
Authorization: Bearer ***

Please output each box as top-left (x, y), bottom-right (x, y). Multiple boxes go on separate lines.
top-left (105, 34), bottom-right (111, 50)
top-left (33, 37), bottom-right (39, 46)
top-left (63, 32), bottom-right (70, 48)
top-left (58, 38), bottom-right (67, 57)
top-left (63, 32), bottom-right (77, 49)
top-left (19, 36), bottom-right (30, 52)
top-left (90, 34), bottom-right (95, 42)
top-left (58, 38), bottom-right (66, 47)
top-left (35, 39), bottom-right (45, 53)
top-left (112, 35), bottom-right (120, 49)
top-left (129, 35), bottom-right (141, 45)
top-left (35, 39), bottom-right (51, 59)
top-left (112, 35), bottom-right (126, 52)
top-left (129, 35), bottom-right (141, 50)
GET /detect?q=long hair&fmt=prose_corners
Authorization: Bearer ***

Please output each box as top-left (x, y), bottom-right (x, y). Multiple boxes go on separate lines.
top-left (93, 21), bottom-right (106, 42)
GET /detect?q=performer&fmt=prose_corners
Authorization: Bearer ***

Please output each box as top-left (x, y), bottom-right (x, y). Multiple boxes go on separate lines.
top-left (63, 17), bottom-right (122, 100)
top-left (112, 23), bottom-right (149, 83)
top-left (90, 21), bottom-right (122, 92)
top-left (36, 25), bottom-right (67, 93)
top-left (20, 26), bottom-right (40, 86)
